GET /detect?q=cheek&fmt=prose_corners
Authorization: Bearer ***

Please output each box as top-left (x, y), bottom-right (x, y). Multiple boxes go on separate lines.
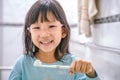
top-left (31, 34), bottom-right (38, 43)
top-left (53, 31), bottom-right (63, 38)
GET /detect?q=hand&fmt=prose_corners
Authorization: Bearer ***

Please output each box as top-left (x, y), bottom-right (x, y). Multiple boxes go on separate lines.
top-left (69, 59), bottom-right (96, 78)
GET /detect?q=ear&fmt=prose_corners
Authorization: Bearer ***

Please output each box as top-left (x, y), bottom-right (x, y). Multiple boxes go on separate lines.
top-left (62, 29), bottom-right (67, 38)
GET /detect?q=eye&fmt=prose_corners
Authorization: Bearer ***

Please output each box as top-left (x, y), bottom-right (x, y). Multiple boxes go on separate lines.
top-left (49, 25), bottom-right (56, 28)
top-left (32, 27), bottom-right (40, 29)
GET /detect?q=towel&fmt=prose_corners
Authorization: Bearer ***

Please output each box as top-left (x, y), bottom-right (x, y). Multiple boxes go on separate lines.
top-left (78, 0), bottom-right (98, 37)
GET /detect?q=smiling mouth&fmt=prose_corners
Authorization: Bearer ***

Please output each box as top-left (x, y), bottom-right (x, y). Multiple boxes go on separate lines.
top-left (40, 40), bottom-right (53, 45)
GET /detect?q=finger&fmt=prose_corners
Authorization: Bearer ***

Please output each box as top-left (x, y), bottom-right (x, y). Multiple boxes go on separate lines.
top-left (86, 63), bottom-right (96, 77)
top-left (86, 62), bottom-right (93, 74)
top-left (80, 61), bottom-right (87, 73)
top-left (75, 60), bottom-right (82, 73)
top-left (69, 60), bottom-right (76, 76)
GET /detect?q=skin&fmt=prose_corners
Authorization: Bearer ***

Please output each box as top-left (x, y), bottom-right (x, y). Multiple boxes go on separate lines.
top-left (69, 59), bottom-right (96, 77)
top-left (29, 12), bottom-right (96, 77)
top-left (29, 12), bottom-right (66, 63)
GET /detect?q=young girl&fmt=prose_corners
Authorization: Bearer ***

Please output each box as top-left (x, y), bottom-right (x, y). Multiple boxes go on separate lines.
top-left (9, 0), bottom-right (100, 80)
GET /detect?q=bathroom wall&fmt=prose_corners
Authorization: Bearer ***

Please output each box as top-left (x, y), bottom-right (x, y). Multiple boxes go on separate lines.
top-left (91, 0), bottom-right (120, 80)
top-left (93, 0), bottom-right (120, 49)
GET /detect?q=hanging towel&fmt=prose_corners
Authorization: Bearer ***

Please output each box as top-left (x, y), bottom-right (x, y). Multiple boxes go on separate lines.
top-left (78, 0), bottom-right (98, 37)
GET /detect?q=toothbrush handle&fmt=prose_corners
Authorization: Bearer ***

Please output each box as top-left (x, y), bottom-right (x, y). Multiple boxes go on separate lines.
top-left (36, 65), bottom-right (70, 69)
top-left (33, 60), bottom-right (70, 69)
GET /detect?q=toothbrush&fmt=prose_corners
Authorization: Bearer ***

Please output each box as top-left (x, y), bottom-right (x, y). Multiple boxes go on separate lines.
top-left (33, 60), bottom-right (70, 69)
top-left (33, 60), bottom-right (92, 72)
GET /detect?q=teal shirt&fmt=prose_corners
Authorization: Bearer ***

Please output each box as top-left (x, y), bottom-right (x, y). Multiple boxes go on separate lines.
top-left (9, 54), bottom-right (100, 80)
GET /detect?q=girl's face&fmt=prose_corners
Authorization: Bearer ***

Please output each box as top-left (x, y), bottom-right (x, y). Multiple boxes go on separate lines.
top-left (29, 13), bottom-right (66, 54)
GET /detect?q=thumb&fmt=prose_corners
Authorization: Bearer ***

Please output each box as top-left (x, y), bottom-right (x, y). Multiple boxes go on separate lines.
top-left (69, 60), bottom-right (76, 76)
top-left (69, 66), bottom-right (74, 76)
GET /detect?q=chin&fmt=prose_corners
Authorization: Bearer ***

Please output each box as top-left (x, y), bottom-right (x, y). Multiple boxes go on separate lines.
top-left (40, 49), bottom-right (55, 54)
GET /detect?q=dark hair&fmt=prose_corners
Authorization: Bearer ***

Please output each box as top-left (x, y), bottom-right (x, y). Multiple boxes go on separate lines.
top-left (23, 0), bottom-right (70, 61)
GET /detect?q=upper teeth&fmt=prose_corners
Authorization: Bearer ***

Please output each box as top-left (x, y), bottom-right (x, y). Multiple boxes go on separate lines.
top-left (41, 40), bottom-right (52, 44)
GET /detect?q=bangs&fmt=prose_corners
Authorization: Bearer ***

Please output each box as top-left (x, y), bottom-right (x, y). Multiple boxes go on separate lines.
top-left (38, 11), bottom-right (56, 22)
top-left (38, 2), bottom-right (62, 23)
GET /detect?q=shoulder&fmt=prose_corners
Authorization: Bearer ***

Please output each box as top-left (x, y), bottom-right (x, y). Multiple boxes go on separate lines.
top-left (13, 54), bottom-right (34, 67)
top-left (11, 55), bottom-right (34, 72)
top-left (15, 55), bottom-right (31, 62)
top-left (9, 55), bottom-right (33, 80)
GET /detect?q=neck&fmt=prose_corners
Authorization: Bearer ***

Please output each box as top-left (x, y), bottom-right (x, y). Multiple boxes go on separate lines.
top-left (35, 50), bottom-right (57, 63)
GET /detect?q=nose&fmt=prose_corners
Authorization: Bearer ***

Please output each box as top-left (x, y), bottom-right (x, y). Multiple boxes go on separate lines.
top-left (39, 28), bottom-right (50, 38)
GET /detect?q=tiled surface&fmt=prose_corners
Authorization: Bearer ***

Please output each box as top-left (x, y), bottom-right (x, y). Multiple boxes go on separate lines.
top-left (70, 26), bottom-right (120, 80)
top-left (70, 37), bottom-right (120, 80)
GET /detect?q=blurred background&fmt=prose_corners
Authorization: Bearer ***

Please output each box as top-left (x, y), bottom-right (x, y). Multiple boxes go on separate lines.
top-left (0, 0), bottom-right (120, 80)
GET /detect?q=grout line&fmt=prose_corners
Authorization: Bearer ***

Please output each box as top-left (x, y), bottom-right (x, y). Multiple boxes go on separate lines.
top-left (0, 66), bottom-right (13, 70)
top-left (70, 40), bottom-right (120, 54)
top-left (87, 42), bottom-right (120, 54)
top-left (94, 14), bottom-right (120, 24)
top-left (0, 22), bottom-right (23, 27)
